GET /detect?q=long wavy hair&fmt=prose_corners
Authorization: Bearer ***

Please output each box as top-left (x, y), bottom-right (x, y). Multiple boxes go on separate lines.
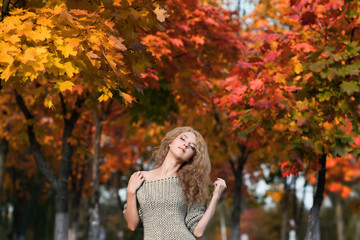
top-left (152, 126), bottom-right (212, 206)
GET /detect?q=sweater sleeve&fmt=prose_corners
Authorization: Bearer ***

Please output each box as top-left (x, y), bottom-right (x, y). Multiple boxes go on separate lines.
top-left (185, 204), bottom-right (206, 233)
top-left (123, 202), bottom-right (143, 228)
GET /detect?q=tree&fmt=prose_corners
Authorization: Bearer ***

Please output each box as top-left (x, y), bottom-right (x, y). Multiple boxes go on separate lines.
top-left (216, 0), bottom-right (360, 239)
top-left (0, 1), bottom-right (168, 239)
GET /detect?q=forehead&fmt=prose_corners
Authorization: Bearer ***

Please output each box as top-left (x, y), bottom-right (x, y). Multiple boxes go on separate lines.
top-left (178, 131), bottom-right (197, 140)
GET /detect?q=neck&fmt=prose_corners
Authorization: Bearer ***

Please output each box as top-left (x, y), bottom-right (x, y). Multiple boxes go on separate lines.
top-left (156, 152), bottom-right (182, 176)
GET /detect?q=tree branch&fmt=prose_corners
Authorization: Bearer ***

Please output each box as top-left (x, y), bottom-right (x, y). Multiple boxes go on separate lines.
top-left (15, 90), bottom-right (58, 189)
top-left (59, 95), bottom-right (85, 185)
top-left (59, 92), bottom-right (67, 117)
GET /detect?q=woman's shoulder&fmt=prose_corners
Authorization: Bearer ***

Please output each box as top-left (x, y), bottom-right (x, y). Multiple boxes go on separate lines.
top-left (140, 170), bottom-right (157, 181)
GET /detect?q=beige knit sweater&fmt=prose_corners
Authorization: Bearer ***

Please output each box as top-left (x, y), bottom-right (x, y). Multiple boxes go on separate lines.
top-left (124, 176), bottom-right (206, 240)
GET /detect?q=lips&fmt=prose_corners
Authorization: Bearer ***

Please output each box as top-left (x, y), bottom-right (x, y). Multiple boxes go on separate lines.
top-left (178, 147), bottom-right (185, 153)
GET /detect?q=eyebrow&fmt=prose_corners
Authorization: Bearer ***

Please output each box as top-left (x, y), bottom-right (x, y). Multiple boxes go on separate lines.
top-left (182, 134), bottom-right (197, 146)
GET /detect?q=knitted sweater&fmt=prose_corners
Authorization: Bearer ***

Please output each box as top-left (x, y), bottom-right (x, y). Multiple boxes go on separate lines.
top-left (124, 176), bottom-right (206, 240)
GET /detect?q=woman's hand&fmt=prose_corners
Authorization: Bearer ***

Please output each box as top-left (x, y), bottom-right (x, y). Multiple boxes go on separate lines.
top-left (127, 171), bottom-right (145, 194)
top-left (213, 178), bottom-right (227, 198)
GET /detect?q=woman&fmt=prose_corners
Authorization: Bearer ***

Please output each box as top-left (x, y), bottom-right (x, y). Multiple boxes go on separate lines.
top-left (124, 126), bottom-right (227, 239)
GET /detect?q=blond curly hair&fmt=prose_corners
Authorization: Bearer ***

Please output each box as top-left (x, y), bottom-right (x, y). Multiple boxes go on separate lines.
top-left (152, 126), bottom-right (212, 206)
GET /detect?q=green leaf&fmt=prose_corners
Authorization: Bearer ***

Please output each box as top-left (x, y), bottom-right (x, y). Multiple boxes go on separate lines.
top-left (345, 41), bottom-right (359, 57)
top-left (238, 131), bottom-right (247, 139)
top-left (338, 63), bottom-right (360, 77)
top-left (333, 143), bottom-right (346, 157)
top-left (242, 113), bottom-right (253, 122)
top-left (317, 91), bottom-right (332, 102)
top-left (340, 81), bottom-right (360, 95)
top-left (335, 134), bottom-right (353, 144)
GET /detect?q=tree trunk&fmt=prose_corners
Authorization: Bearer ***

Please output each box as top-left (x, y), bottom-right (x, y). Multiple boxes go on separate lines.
top-left (335, 194), bottom-right (345, 240)
top-left (10, 166), bottom-right (27, 240)
top-left (88, 106), bottom-right (105, 240)
top-left (295, 179), bottom-right (307, 240)
top-left (12, 203), bottom-right (27, 240)
top-left (55, 181), bottom-right (69, 240)
top-left (0, 137), bottom-right (8, 203)
top-left (304, 154), bottom-right (327, 240)
top-left (230, 146), bottom-right (247, 240)
top-left (219, 201), bottom-right (227, 240)
top-left (281, 178), bottom-right (289, 240)
top-left (353, 217), bottom-right (360, 240)
top-left (69, 162), bottom-right (86, 240)
top-left (115, 171), bottom-right (125, 240)
top-left (15, 91), bottom-right (84, 240)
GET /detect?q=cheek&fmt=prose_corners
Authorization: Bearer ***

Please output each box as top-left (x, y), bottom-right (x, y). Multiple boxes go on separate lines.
top-left (186, 151), bottom-right (195, 159)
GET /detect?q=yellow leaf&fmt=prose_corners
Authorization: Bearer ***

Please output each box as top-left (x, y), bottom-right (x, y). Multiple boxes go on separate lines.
top-left (63, 62), bottom-right (78, 77)
top-left (21, 20), bottom-right (35, 38)
top-left (37, 16), bottom-right (53, 27)
top-left (154, 6), bottom-right (169, 22)
top-left (30, 26), bottom-right (52, 42)
top-left (98, 87), bottom-right (113, 102)
top-left (0, 44), bottom-right (14, 65)
top-left (58, 81), bottom-right (75, 92)
top-left (53, 4), bottom-right (66, 15)
top-left (98, 93), bottom-right (110, 102)
top-left (54, 37), bottom-right (64, 46)
top-left (35, 47), bottom-right (48, 55)
top-left (57, 44), bottom-right (77, 58)
top-left (294, 62), bottom-right (303, 74)
top-left (20, 47), bottom-right (37, 64)
top-left (120, 91), bottom-right (136, 104)
top-left (67, 38), bottom-right (83, 48)
top-left (44, 97), bottom-right (55, 109)
top-left (6, 45), bottom-right (21, 56)
top-left (1, 65), bottom-right (14, 82)
top-left (2, 17), bottom-right (21, 33)
top-left (7, 35), bottom-right (21, 44)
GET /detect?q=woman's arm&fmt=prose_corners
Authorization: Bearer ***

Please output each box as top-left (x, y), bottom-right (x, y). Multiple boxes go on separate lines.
top-left (193, 178), bottom-right (227, 238)
top-left (124, 171), bottom-right (145, 231)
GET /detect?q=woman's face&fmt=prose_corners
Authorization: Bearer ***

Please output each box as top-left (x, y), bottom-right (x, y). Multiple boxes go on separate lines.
top-left (169, 131), bottom-right (197, 163)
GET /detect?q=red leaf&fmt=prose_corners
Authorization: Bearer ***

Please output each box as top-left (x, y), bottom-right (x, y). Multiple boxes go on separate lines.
top-left (169, 38), bottom-right (184, 47)
top-left (249, 80), bottom-right (263, 90)
top-left (292, 43), bottom-right (316, 53)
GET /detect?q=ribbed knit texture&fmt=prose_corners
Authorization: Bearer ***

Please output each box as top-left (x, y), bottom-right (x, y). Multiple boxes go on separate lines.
top-left (124, 176), bottom-right (205, 240)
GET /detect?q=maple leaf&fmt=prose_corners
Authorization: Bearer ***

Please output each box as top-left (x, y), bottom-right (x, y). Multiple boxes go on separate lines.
top-left (20, 47), bottom-right (37, 64)
top-left (1, 65), bottom-right (14, 81)
top-left (31, 25), bottom-right (52, 42)
top-left (44, 97), bottom-right (55, 109)
top-left (120, 91), bottom-right (136, 104)
top-left (57, 81), bottom-right (75, 92)
top-left (57, 45), bottom-right (77, 58)
top-left (63, 62), bottom-right (78, 78)
top-left (340, 81), bottom-right (360, 95)
top-left (292, 43), bottom-right (316, 53)
top-left (249, 79), bottom-right (263, 90)
top-left (169, 38), bottom-right (184, 47)
top-left (154, 6), bottom-right (169, 22)
top-left (191, 36), bottom-right (205, 45)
